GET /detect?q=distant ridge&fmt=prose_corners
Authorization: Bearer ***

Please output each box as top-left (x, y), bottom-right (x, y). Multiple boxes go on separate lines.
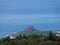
top-left (7, 25), bottom-right (50, 38)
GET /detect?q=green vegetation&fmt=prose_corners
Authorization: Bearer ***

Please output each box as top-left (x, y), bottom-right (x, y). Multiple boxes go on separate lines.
top-left (0, 31), bottom-right (60, 45)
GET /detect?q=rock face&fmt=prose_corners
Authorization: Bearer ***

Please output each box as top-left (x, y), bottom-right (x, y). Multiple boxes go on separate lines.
top-left (25, 25), bottom-right (35, 32)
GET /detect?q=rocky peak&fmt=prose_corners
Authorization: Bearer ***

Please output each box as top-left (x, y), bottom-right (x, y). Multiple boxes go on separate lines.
top-left (25, 25), bottom-right (35, 32)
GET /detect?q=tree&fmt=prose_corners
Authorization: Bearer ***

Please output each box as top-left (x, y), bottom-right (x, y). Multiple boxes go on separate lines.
top-left (16, 34), bottom-right (22, 40)
top-left (23, 34), bottom-right (27, 39)
top-left (48, 31), bottom-right (55, 40)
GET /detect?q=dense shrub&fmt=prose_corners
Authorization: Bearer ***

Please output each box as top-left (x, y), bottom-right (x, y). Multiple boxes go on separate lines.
top-left (0, 34), bottom-right (60, 45)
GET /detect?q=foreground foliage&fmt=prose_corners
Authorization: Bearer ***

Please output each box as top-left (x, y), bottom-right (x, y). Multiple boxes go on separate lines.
top-left (0, 31), bottom-right (60, 45)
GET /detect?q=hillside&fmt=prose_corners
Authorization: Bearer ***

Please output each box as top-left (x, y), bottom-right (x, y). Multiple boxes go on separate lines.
top-left (8, 25), bottom-right (49, 37)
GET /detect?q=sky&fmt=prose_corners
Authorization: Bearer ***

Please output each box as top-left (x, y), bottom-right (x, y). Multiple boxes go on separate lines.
top-left (0, 0), bottom-right (60, 37)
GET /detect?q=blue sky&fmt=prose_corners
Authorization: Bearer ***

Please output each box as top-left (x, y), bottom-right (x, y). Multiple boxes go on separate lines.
top-left (0, 0), bottom-right (60, 37)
